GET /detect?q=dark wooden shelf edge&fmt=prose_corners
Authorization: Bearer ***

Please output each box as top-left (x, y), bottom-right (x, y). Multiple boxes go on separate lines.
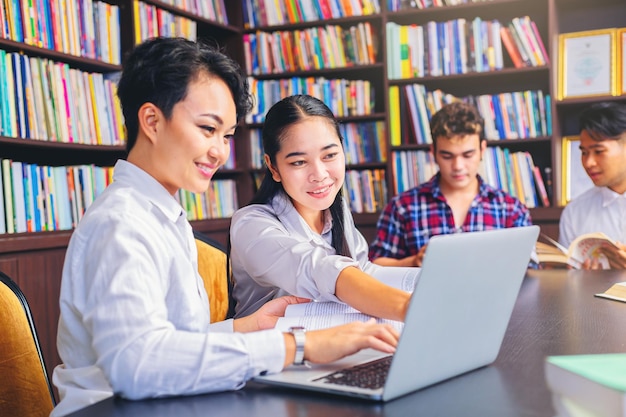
top-left (142, 0), bottom-right (240, 33)
top-left (252, 63), bottom-right (384, 80)
top-left (346, 162), bottom-right (387, 170)
top-left (243, 13), bottom-right (381, 33)
top-left (0, 136), bottom-right (126, 152)
top-left (529, 206), bottom-right (562, 221)
top-left (556, 95), bottom-right (626, 106)
top-left (352, 212), bottom-right (381, 223)
top-left (392, 137), bottom-right (552, 151)
top-left (0, 38), bottom-right (121, 72)
top-left (190, 218), bottom-right (233, 233)
top-left (388, 65), bottom-right (549, 86)
top-left (246, 113), bottom-right (386, 128)
top-left (386, 0), bottom-right (528, 18)
top-left (0, 230), bottom-right (73, 254)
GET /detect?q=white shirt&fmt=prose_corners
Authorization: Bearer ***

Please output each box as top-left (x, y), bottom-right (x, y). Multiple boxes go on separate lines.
top-left (52, 160), bottom-right (284, 417)
top-left (559, 186), bottom-right (626, 247)
top-left (230, 192), bottom-right (415, 317)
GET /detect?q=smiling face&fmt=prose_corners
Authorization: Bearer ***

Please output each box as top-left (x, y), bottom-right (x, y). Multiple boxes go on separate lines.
top-left (434, 133), bottom-right (486, 194)
top-left (265, 117), bottom-right (345, 227)
top-left (143, 73), bottom-right (238, 195)
top-left (580, 130), bottom-right (626, 194)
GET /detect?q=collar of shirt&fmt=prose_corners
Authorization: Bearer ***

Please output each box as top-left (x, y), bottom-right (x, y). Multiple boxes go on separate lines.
top-left (600, 186), bottom-right (626, 207)
top-left (113, 159), bottom-right (185, 223)
top-left (420, 173), bottom-right (496, 202)
top-left (271, 192), bottom-right (334, 239)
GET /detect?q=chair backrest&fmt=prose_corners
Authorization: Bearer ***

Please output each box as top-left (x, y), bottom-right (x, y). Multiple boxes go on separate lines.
top-left (0, 271), bottom-right (55, 417)
top-left (193, 231), bottom-right (233, 322)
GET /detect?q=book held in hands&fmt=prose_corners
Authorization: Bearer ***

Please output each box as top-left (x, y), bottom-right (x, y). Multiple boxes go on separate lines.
top-left (535, 232), bottom-right (618, 269)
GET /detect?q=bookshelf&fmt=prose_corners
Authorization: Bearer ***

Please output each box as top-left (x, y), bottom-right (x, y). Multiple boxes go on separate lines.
top-left (239, 0), bottom-right (625, 243)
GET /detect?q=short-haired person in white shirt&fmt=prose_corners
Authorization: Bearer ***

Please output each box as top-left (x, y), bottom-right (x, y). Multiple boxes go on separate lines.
top-left (230, 95), bottom-right (414, 320)
top-left (559, 102), bottom-right (626, 269)
top-left (51, 38), bottom-right (399, 417)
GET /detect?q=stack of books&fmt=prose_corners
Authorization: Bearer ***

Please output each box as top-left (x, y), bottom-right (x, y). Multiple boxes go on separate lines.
top-left (545, 353), bottom-right (626, 417)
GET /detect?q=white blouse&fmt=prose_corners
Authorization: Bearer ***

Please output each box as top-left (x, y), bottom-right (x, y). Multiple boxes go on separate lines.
top-left (230, 192), bottom-right (415, 317)
top-left (52, 160), bottom-right (285, 417)
top-left (559, 186), bottom-right (626, 247)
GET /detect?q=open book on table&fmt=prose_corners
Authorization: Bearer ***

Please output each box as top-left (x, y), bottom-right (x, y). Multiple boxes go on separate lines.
top-left (595, 281), bottom-right (626, 303)
top-left (535, 232), bottom-right (618, 269)
top-left (274, 301), bottom-right (404, 333)
top-left (273, 266), bottom-right (418, 333)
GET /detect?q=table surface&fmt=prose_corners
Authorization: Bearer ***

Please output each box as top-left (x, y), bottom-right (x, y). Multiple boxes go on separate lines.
top-left (68, 269), bottom-right (626, 417)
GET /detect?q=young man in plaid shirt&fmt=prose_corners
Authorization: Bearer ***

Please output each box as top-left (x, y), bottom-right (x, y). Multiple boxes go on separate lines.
top-left (369, 102), bottom-right (532, 267)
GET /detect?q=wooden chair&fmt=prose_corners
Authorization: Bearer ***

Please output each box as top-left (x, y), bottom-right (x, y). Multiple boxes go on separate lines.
top-left (0, 271), bottom-right (55, 417)
top-left (193, 231), bottom-right (234, 322)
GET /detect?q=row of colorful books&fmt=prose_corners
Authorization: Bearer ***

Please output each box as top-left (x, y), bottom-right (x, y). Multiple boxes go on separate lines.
top-left (0, 159), bottom-right (114, 234)
top-left (500, 16), bottom-right (549, 68)
top-left (481, 147), bottom-right (550, 208)
top-left (389, 83), bottom-right (551, 145)
top-left (390, 150), bottom-right (437, 194)
top-left (158, 0), bottom-right (229, 24)
top-left (248, 120), bottom-right (386, 169)
top-left (0, 49), bottom-right (124, 145)
top-left (176, 179), bottom-right (238, 220)
top-left (343, 168), bottom-right (388, 213)
top-left (243, 0), bottom-right (381, 28)
top-left (0, 0), bottom-right (121, 64)
top-left (133, 0), bottom-right (197, 44)
top-left (387, 0), bottom-right (491, 11)
top-left (475, 90), bottom-right (552, 141)
top-left (246, 76), bottom-right (375, 123)
top-left (386, 15), bottom-right (547, 79)
top-left (341, 121), bottom-right (387, 164)
top-left (249, 129), bottom-right (264, 169)
top-left (391, 148), bottom-right (551, 208)
top-left (243, 22), bottom-right (377, 75)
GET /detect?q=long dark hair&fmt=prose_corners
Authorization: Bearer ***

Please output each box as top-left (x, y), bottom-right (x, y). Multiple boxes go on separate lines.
top-left (249, 95), bottom-right (351, 257)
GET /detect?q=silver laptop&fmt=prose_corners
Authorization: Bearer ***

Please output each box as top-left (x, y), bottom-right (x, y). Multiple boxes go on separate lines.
top-left (253, 225), bottom-right (539, 401)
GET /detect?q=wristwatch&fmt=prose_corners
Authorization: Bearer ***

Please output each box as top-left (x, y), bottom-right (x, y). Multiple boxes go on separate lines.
top-left (288, 326), bottom-right (306, 365)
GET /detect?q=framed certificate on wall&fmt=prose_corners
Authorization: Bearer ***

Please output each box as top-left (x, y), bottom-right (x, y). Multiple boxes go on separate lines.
top-left (560, 136), bottom-right (594, 205)
top-left (558, 29), bottom-right (618, 100)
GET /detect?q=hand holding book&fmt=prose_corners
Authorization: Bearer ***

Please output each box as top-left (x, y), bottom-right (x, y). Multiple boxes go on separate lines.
top-left (535, 232), bottom-right (622, 269)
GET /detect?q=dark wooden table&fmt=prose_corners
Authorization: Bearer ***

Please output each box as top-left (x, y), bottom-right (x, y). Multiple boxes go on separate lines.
top-left (68, 269), bottom-right (626, 417)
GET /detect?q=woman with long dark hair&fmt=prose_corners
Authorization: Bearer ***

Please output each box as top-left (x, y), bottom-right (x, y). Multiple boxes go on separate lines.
top-left (230, 95), bottom-right (416, 320)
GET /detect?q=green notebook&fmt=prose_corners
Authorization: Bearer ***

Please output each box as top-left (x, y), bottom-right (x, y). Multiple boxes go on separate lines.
top-left (545, 354), bottom-right (626, 417)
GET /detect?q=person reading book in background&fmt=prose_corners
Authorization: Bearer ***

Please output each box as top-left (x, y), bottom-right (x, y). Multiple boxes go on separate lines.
top-left (559, 102), bottom-right (626, 269)
top-left (369, 102), bottom-right (531, 267)
top-left (51, 38), bottom-right (400, 417)
top-left (229, 95), bottom-right (416, 320)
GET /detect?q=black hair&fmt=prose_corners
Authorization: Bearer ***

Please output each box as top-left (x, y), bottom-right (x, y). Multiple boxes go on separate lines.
top-left (249, 95), bottom-right (351, 257)
top-left (579, 102), bottom-right (626, 141)
top-left (117, 37), bottom-right (253, 153)
top-left (430, 101), bottom-right (485, 151)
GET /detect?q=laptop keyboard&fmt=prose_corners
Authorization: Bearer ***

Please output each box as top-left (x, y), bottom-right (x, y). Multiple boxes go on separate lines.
top-left (313, 356), bottom-right (392, 390)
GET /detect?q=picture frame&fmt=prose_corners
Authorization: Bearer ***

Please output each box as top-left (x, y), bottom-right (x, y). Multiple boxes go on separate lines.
top-left (557, 29), bottom-right (618, 100)
top-left (560, 136), bottom-right (593, 206)
top-left (617, 28), bottom-right (626, 95)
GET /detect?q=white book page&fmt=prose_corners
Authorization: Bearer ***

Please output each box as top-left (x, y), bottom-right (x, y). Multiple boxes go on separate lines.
top-left (276, 301), bottom-right (404, 333)
top-left (368, 266), bottom-right (420, 292)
